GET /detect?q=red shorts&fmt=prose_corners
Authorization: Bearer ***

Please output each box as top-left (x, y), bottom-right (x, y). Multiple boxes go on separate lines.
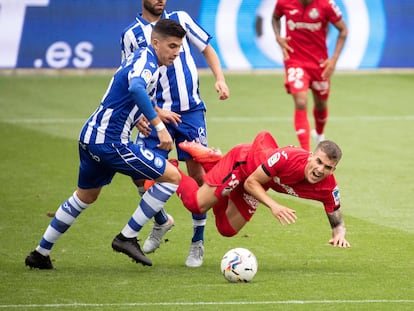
top-left (284, 64), bottom-right (330, 99)
top-left (212, 186), bottom-right (260, 237)
top-left (204, 131), bottom-right (279, 235)
top-left (213, 185), bottom-right (259, 220)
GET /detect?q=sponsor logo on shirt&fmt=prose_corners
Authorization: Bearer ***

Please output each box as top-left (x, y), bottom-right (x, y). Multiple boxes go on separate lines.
top-left (154, 156), bottom-right (164, 168)
top-left (273, 176), bottom-right (298, 197)
top-left (287, 19), bottom-right (322, 32)
top-left (243, 193), bottom-right (259, 214)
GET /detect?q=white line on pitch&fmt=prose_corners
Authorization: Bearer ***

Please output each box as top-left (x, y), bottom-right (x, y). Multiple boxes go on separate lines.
top-left (0, 300), bottom-right (413, 308)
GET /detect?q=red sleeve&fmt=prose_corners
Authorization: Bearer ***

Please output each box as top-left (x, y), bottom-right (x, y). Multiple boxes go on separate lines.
top-left (262, 149), bottom-right (289, 176)
top-left (273, 0), bottom-right (284, 18)
top-left (325, 0), bottom-right (343, 24)
top-left (323, 183), bottom-right (341, 213)
top-left (261, 147), bottom-right (306, 180)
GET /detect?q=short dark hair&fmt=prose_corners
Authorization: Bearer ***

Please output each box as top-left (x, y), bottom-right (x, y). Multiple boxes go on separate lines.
top-left (152, 18), bottom-right (186, 39)
top-left (316, 140), bottom-right (342, 162)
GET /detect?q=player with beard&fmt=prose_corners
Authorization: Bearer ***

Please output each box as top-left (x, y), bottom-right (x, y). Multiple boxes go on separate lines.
top-left (25, 19), bottom-right (187, 269)
top-left (120, 0), bottom-right (229, 267)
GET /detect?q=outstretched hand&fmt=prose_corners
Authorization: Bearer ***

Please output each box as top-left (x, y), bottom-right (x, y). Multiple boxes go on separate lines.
top-left (329, 225), bottom-right (351, 247)
top-left (270, 204), bottom-right (297, 225)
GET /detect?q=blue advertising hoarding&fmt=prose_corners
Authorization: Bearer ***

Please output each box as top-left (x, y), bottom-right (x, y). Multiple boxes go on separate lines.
top-left (0, 0), bottom-right (413, 69)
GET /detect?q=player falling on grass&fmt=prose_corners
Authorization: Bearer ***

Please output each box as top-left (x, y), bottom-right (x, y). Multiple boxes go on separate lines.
top-left (120, 0), bottom-right (229, 267)
top-left (272, 0), bottom-right (348, 150)
top-left (176, 131), bottom-right (350, 247)
top-left (25, 19), bottom-right (187, 269)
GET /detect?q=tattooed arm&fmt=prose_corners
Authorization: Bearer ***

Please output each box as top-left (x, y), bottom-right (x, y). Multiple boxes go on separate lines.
top-left (326, 209), bottom-right (351, 248)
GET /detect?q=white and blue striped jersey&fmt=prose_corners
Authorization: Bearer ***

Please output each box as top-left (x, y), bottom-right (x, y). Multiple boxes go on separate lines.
top-left (120, 10), bottom-right (211, 113)
top-left (79, 46), bottom-right (159, 145)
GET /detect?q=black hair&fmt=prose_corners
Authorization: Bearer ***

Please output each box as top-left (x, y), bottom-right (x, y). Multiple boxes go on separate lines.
top-left (152, 18), bottom-right (186, 39)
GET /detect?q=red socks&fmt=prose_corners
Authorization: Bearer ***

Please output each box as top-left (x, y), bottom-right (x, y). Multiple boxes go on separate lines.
top-left (313, 108), bottom-right (328, 135)
top-left (176, 170), bottom-right (204, 214)
top-left (294, 109), bottom-right (310, 151)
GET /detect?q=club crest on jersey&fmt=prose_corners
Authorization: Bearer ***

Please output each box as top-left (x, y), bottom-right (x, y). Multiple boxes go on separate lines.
top-left (140, 69), bottom-right (152, 84)
top-left (309, 8), bottom-right (319, 19)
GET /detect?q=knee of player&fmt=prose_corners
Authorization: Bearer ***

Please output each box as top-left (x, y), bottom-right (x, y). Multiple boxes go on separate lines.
top-left (197, 202), bottom-right (211, 214)
top-left (293, 95), bottom-right (308, 109)
top-left (169, 169), bottom-right (181, 185)
top-left (218, 226), bottom-right (238, 237)
top-left (76, 188), bottom-right (99, 205)
top-left (161, 162), bottom-right (181, 185)
top-left (196, 185), bottom-right (217, 213)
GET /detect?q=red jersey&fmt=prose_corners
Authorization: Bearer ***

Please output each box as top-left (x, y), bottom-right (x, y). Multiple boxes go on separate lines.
top-left (205, 131), bottom-right (280, 190)
top-left (262, 146), bottom-right (340, 213)
top-left (205, 131), bottom-right (341, 217)
top-left (274, 0), bottom-right (343, 69)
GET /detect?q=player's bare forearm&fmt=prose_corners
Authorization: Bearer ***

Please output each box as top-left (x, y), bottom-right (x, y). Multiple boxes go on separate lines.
top-left (202, 45), bottom-right (229, 100)
top-left (326, 209), bottom-right (351, 247)
top-left (244, 168), bottom-right (296, 225)
top-left (327, 209), bottom-right (344, 228)
top-left (331, 19), bottom-right (348, 62)
top-left (272, 15), bottom-right (293, 59)
top-left (202, 45), bottom-right (225, 81)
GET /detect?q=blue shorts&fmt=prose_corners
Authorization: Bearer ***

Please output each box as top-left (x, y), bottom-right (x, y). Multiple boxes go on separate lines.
top-left (136, 109), bottom-right (207, 161)
top-left (77, 142), bottom-right (167, 189)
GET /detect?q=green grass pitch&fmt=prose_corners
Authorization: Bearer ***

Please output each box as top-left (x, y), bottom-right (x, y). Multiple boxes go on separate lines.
top-left (0, 71), bottom-right (413, 310)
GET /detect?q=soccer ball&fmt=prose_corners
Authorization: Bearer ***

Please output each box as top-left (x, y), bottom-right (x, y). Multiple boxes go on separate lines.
top-left (220, 248), bottom-right (258, 283)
